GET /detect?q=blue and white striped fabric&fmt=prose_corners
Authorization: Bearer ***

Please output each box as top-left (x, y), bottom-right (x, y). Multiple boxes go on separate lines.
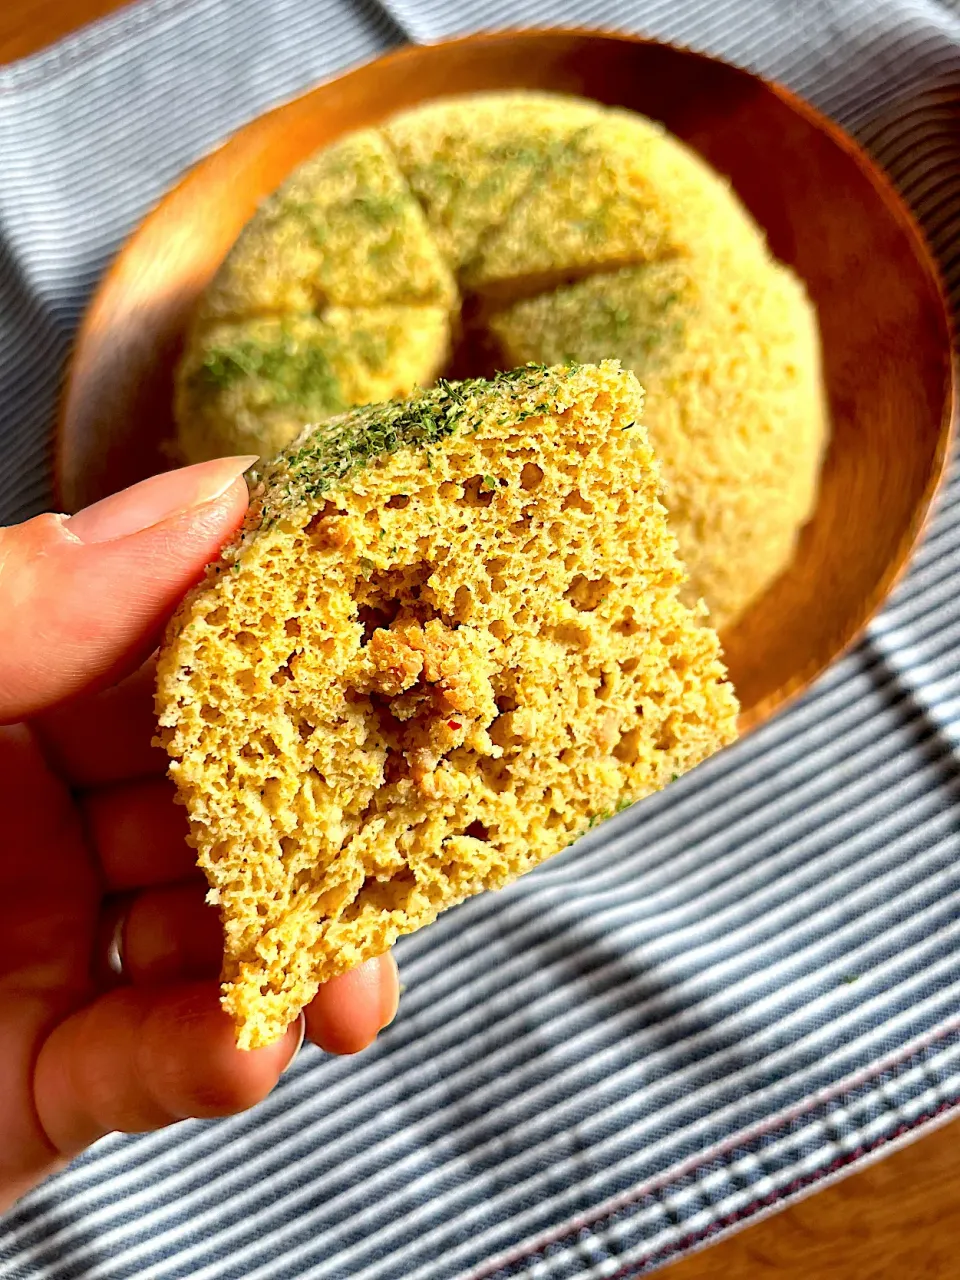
top-left (1, 1), bottom-right (959, 1276)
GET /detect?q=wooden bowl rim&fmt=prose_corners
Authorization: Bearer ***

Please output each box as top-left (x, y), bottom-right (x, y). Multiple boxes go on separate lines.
top-left (54, 27), bottom-right (957, 734)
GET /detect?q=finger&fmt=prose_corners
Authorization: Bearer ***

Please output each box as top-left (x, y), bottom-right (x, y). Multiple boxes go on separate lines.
top-left (0, 992), bottom-right (72, 1213)
top-left (82, 776), bottom-right (197, 891)
top-left (33, 983), bottom-right (301, 1158)
top-left (0, 725), bottom-right (98, 995)
top-left (304, 953), bottom-right (400, 1055)
top-left (34, 656), bottom-right (168, 788)
top-left (95, 884), bottom-right (223, 987)
top-left (0, 456), bottom-right (256, 724)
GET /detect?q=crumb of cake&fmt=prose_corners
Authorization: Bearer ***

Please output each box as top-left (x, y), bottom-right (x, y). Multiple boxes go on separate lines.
top-left (156, 362), bottom-right (739, 1049)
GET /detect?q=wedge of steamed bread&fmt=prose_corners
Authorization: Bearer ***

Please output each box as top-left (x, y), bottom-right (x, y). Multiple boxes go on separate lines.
top-left (489, 258), bottom-right (827, 629)
top-left (383, 92), bottom-right (606, 273)
top-left (176, 307), bottom-right (451, 464)
top-left (156, 363), bottom-right (739, 1050)
top-left (197, 129), bottom-right (457, 323)
top-left (463, 112), bottom-right (768, 299)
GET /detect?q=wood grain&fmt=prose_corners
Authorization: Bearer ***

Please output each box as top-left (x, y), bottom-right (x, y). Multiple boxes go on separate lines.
top-left (665, 1111), bottom-right (960, 1278)
top-left (7, 3), bottom-right (960, 1275)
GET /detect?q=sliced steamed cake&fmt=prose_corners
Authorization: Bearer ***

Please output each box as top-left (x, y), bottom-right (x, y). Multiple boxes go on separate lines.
top-left (383, 92), bottom-right (606, 273)
top-left (197, 129), bottom-right (457, 324)
top-left (463, 112), bottom-right (769, 299)
top-left (488, 259), bottom-right (827, 627)
top-left (156, 363), bottom-right (739, 1050)
top-left (175, 308), bottom-right (451, 463)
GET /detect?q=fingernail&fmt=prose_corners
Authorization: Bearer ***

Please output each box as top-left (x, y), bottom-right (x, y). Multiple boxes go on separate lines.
top-left (282, 1013), bottom-right (306, 1074)
top-left (379, 953), bottom-right (401, 1031)
top-left (66, 456), bottom-right (259, 544)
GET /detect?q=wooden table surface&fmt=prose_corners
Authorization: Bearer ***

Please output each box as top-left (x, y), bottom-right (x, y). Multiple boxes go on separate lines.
top-left (4, 1), bottom-right (960, 1275)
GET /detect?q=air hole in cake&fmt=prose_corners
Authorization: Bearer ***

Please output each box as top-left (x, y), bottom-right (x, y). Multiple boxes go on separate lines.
top-left (367, 693), bottom-right (405, 743)
top-left (595, 670), bottom-right (616, 700)
top-left (453, 585), bottom-right (474, 621)
top-left (520, 462), bottom-right (544, 490)
top-left (562, 488), bottom-right (594, 513)
top-left (207, 839), bottom-right (230, 864)
top-left (480, 758), bottom-right (511, 793)
top-left (306, 501), bottom-right (343, 533)
top-left (385, 493), bottom-right (410, 509)
top-left (355, 795), bottom-right (380, 826)
top-left (236, 668), bottom-right (257, 695)
top-left (549, 622), bottom-right (589, 648)
top-left (384, 749), bottom-right (409, 783)
top-left (261, 777), bottom-right (284, 810)
top-left (566, 574), bottom-right (612, 611)
top-left (616, 613), bottom-right (643, 637)
top-left (614, 727), bottom-right (644, 763)
top-left (357, 563), bottom-right (435, 623)
top-left (343, 868), bottom-right (418, 920)
top-left (462, 475), bottom-right (495, 508)
top-left (358, 601), bottom-right (401, 643)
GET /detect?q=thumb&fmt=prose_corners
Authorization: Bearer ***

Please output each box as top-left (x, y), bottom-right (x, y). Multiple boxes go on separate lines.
top-left (0, 457), bottom-right (256, 723)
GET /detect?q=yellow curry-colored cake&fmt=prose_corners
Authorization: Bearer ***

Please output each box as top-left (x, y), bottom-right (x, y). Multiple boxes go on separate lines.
top-left (489, 258), bottom-right (826, 626)
top-left (382, 94), bottom-right (605, 272)
top-left (175, 90), bottom-right (828, 627)
top-left (157, 364), bottom-right (739, 1049)
top-left (176, 308), bottom-right (451, 463)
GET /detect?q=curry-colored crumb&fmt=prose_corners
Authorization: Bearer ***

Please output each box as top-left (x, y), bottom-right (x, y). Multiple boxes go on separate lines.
top-left (175, 308), bottom-right (452, 463)
top-left (156, 363), bottom-right (739, 1050)
top-left (488, 258), bottom-right (827, 627)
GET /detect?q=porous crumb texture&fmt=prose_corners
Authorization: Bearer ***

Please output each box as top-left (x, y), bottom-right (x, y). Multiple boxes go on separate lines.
top-left (175, 91), bottom-right (827, 627)
top-left (157, 363), bottom-right (739, 1049)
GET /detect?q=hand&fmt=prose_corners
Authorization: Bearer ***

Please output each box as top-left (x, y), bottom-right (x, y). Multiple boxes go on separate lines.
top-left (0, 458), bottom-right (400, 1213)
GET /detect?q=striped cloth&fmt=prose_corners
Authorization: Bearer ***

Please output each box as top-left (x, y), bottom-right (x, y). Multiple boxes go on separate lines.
top-left (1, 0), bottom-right (959, 1275)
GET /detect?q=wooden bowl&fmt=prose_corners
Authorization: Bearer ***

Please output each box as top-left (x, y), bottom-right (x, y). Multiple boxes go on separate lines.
top-left (55, 30), bottom-right (954, 732)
